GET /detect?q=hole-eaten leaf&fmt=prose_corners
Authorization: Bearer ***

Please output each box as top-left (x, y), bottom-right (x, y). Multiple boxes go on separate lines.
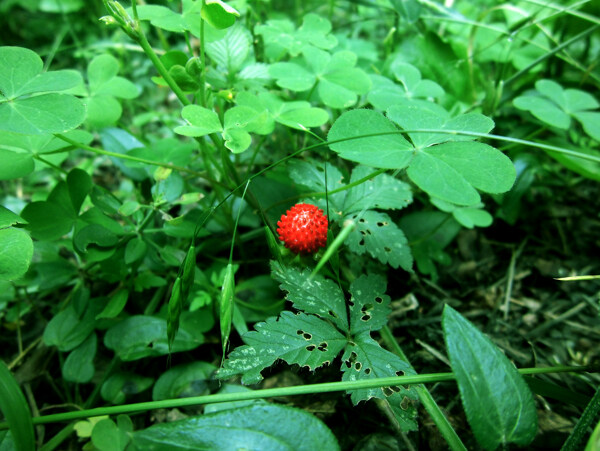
top-left (354, 362), bottom-right (362, 371)
top-left (382, 387), bottom-right (394, 397)
top-left (306, 345), bottom-right (316, 351)
top-left (364, 367), bottom-right (371, 375)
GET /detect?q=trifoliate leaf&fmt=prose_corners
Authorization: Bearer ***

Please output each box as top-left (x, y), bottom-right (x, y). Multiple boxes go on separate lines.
top-left (271, 262), bottom-right (348, 331)
top-left (218, 311), bottom-right (347, 384)
top-left (348, 274), bottom-right (391, 335)
top-left (345, 211), bottom-right (412, 271)
top-left (343, 165), bottom-right (413, 215)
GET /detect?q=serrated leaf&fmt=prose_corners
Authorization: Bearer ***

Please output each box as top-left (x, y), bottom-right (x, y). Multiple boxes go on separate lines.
top-left (341, 332), bottom-right (416, 413)
top-left (348, 274), bottom-right (391, 335)
top-left (131, 404), bottom-right (340, 451)
top-left (287, 159), bottom-right (346, 214)
top-left (218, 311), bottom-right (346, 384)
top-left (206, 24), bottom-right (250, 73)
top-left (271, 262), bottom-right (348, 331)
top-left (443, 305), bottom-right (537, 449)
top-left (328, 109), bottom-right (414, 169)
top-left (345, 210), bottom-right (413, 271)
top-left (343, 165), bottom-right (413, 214)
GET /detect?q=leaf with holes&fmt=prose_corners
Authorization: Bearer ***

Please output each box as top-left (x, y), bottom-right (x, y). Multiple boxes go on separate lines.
top-left (271, 262), bottom-right (348, 331)
top-left (343, 165), bottom-right (413, 215)
top-left (217, 311), bottom-right (347, 384)
top-left (345, 211), bottom-right (412, 271)
top-left (348, 274), bottom-right (391, 335)
top-left (341, 332), bottom-right (417, 425)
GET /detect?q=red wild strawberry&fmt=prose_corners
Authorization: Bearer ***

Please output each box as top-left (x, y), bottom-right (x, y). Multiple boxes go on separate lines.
top-left (277, 203), bottom-right (328, 254)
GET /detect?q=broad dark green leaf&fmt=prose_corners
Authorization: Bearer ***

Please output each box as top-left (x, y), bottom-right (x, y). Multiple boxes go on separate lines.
top-left (443, 305), bottom-right (537, 449)
top-left (96, 290), bottom-right (129, 320)
top-left (100, 371), bottom-right (153, 405)
top-left (152, 361), bottom-right (216, 401)
top-left (62, 332), bottom-right (97, 383)
top-left (43, 305), bottom-right (95, 352)
top-left (104, 315), bottom-right (204, 361)
top-left (132, 404), bottom-right (340, 451)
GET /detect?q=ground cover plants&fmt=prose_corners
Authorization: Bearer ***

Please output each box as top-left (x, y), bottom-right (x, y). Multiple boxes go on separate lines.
top-left (0, 0), bottom-right (599, 449)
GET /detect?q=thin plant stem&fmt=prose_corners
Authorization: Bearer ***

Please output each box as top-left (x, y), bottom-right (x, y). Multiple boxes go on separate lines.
top-left (0, 365), bottom-right (591, 430)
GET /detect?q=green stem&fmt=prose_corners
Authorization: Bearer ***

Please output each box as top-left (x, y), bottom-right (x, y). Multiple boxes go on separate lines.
top-left (199, 0), bottom-right (207, 107)
top-left (381, 326), bottom-right (467, 451)
top-left (53, 134), bottom-right (207, 177)
top-left (0, 365), bottom-right (590, 430)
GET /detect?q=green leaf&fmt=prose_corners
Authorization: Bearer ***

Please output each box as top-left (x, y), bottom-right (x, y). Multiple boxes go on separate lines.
top-left (513, 95), bottom-right (569, 129)
top-left (152, 361), bottom-right (216, 401)
top-left (390, 0), bottom-right (422, 23)
top-left (175, 105), bottom-right (223, 137)
top-left (269, 47), bottom-right (370, 109)
top-left (255, 13), bottom-right (337, 58)
top-left (287, 159), bottom-right (346, 214)
top-left (96, 289), bottom-right (129, 319)
top-left (271, 262), bottom-right (348, 331)
top-left (220, 263), bottom-right (235, 359)
top-left (218, 311), bottom-right (347, 384)
top-left (345, 210), bottom-right (413, 271)
top-left (443, 305), bottom-right (537, 449)
top-left (387, 100), bottom-right (494, 149)
top-left (343, 165), bottom-right (413, 214)
top-left (132, 404), bottom-right (340, 450)
top-left (0, 47), bottom-right (84, 134)
top-left (43, 305), bottom-right (95, 352)
top-left (67, 168), bottom-right (92, 213)
top-left (235, 91), bottom-right (329, 132)
top-left (408, 141), bottom-right (516, 205)
top-left (341, 332), bottom-right (416, 418)
top-left (91, 417), bottom-right (130, 451)
top-left (101, 371), bottom-right (153, 405)
top-left (0, 229), bottom-right (33, 282)
top-left (0, 150), bottom-right (34, 181)
top-left (130, 4), bottom-right (187, 32)
top-left (73, 224), bottom-right (118, 255)
top-left (0, 206), bottom-right (27, 228)
top-left (62, 332), bottom-right (97, 383)
top-left (206, 24), bottom-right (250, 73)
top-left (328, 109), bottom-right (414, 169)
top-left (573, 111), bottom-right (600, 141)
top-left (0, 360), bottom-right (35, 451)
top-left (104, 315), bottom-right (204, 361)
top-left (201, 0), bottom-right (240, 29)
top-left (348, 274), bottom-right (391, 335)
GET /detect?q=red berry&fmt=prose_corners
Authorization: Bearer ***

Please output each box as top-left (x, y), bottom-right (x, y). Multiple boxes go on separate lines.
top-left (277, 203), bottom-right (328, 254)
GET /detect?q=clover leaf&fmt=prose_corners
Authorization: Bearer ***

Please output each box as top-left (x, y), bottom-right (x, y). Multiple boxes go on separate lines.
top-left (255, 13), bottom-right (337, 59)
top-left (328, 104), bottom-right (516, 205)
top-left (269, 46), bottom-right (371, 109)
top-left (0, 46), bottom-right (85, 135)
top-left (514, 79), bottom-right (600, 141)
